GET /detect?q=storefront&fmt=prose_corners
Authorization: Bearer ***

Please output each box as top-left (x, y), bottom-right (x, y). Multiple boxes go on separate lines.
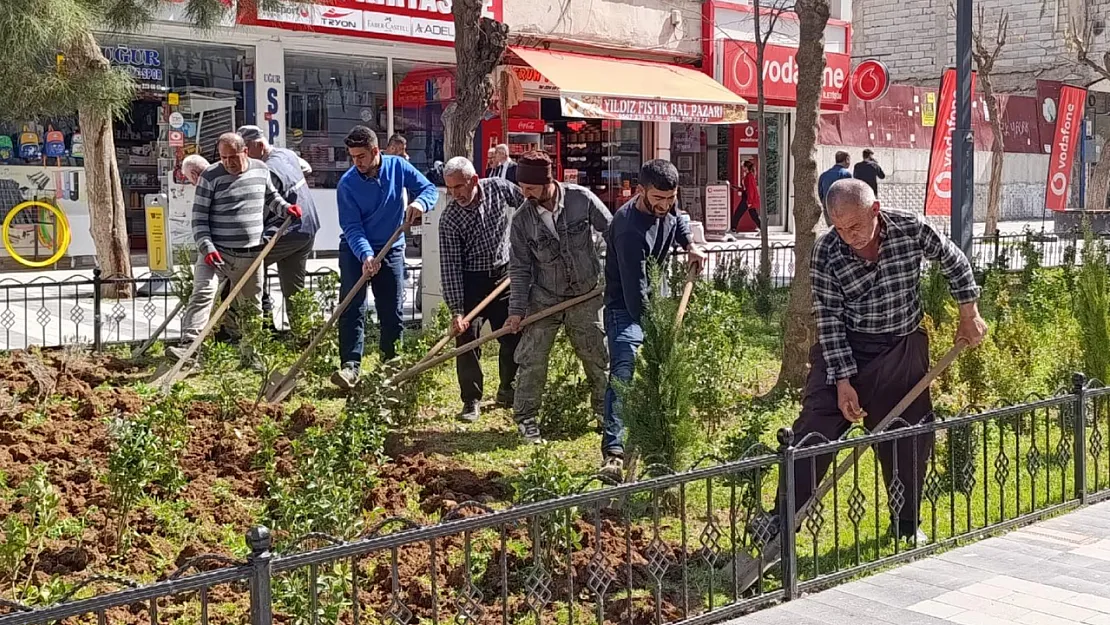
top-left (703, 0), bottom-right (852, 233)
top-left (479, 47), bottom-right (748, 213)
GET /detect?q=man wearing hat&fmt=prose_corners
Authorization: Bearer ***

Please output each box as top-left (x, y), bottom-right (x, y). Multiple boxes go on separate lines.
top-left (238, 125), bottom-right (321, 315)
top-left (506, 150), bottom-right (611, 443)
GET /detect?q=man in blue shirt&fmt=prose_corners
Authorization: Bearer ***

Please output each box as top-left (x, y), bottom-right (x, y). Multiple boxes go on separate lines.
top-left (333, 125), bottom-right (438, 390)
top-left (818, 151), bottom-right (853, 226)
top-left (600, 160), bottom-right (707, 480)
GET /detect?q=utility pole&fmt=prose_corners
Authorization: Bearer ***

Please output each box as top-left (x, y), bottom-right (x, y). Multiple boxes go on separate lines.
top-left (952, 0), bottom-right (974, 255)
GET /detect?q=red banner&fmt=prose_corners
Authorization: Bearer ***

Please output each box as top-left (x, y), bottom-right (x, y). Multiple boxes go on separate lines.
top-left (721, 40), bottom-right (851, 111)
top-left (1045, 85), bottom-right (1087, 212)
top-left (924, 69), bottom-right (977, 216)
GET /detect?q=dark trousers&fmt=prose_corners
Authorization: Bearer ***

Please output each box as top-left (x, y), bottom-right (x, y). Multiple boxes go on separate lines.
top-left (455, 265), bottom-right (519, 403)
top-left (777, 329), bottom-right (935, 534)
top-left (338, 240), bottom-right (405, 366)
top-left (732, 198), bottom-right (761, 231)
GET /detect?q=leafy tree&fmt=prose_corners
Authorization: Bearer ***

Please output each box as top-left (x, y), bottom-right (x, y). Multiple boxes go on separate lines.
top-left (0, 0), bottom-right (293, 293)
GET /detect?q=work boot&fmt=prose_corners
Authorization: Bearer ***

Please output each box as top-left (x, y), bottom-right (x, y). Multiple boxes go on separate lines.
top-left (330, 363), bottom-right (359, 391)
top-left (599, 454), bottom-right (625, 483)
top-left (517, 418), bottom-right (542, 444)
top-left (458, 400), bottom-right (481, 423)
top-left (495, 387), bottom-right (514, 409)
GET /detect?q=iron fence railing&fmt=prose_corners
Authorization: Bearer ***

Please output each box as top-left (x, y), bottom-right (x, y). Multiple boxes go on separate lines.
top-left (0, 229), bottom-right (1107, 352)
top-left (3, 376), bottom-right (1109, 625)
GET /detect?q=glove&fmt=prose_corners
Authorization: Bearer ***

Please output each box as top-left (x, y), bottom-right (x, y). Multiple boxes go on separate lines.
top-left (204, 251), bottom-right (224, 267)
top-left (287, 204), bottom-right (303, 219)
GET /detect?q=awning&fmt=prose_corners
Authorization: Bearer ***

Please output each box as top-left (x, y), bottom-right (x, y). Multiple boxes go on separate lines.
top-left (509, 47), bottom-right (748, 124)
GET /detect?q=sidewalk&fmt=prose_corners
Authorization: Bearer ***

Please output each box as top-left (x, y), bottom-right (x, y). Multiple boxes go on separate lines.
top-left (727, 500), bottom-right (1110, 625)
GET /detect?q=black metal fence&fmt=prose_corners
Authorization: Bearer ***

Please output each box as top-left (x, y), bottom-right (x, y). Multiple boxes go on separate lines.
top-left (0, 230), bottom-right (1105, 353)
top-left (3, 376), bottom-right (1109, 625)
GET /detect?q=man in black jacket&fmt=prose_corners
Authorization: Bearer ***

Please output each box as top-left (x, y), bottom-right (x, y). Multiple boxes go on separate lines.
top-left (852, 149), bottom-right (886, 196)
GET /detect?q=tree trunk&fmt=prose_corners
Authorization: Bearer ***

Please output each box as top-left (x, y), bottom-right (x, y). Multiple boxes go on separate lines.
top-left (775, 0), bottom-right (830, 391)
top-left (442, 1), bottom-right (508, 160)
top-left (1086, 119), bottom-right (1110, 211)
top-left (755, 0), bottom-right (772, 283)
top-left (67, 32), bottom-right (132, 296)
top-left (983, 80), bottom-right (1004, 234)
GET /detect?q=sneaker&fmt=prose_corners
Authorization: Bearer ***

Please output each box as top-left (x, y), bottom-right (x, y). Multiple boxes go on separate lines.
top-left (517, 418), bottom-right (542, 444)
top-left (495, 388), bottom-right (514, 408)
top-left (599, 455), bottom-right (625, 483)
top-left (330, 364), bottom-right (359, 391)
top-left (458, 400), bottom-right (481, 423)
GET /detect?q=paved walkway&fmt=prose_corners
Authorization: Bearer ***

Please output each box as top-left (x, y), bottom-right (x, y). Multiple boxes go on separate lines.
top-left (729, 501), bottom-right (1110, 625)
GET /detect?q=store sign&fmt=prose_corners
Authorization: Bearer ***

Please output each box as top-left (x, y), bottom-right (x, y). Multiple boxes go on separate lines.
top-left (560, 94), bottom-right (747, 124)
top-left (512, 66), bottom-right (558, 93)
top-left (705, 184), bottom-right (731, 234)
top-left (851, 59), bottom-right (890, 102)
top-left (721, 40), bottom-right (850, 110)
top-left (1045, 85), bottom-right (1087, 212)
top-left (249, 0), bottom-right (503, 46)
top-left (102, 45), bottom-right (163, 82)
top-left (737, 120), bottom-right (759, 150)
top-left (510, 119), bottom-right (546, 133)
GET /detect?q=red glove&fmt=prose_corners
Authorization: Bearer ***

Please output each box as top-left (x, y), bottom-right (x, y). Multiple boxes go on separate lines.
top-left (204, 251), bottom-right (224, 267)
top-left (287, 204), bottom-right (303, 219)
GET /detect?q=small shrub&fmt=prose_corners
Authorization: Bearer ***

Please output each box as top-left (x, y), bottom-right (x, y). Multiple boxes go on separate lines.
top-left (513, 446), bottom-right (582, 560)
top-left (386, 303), bottom-right (451, 425)
top-left (0, 465), bottom-right (67, 594)
top-left (1074, 229), bottom-right (1110, 384)
top-left (203, 341), bottom-right (244, 419)
top-left (684, 284), bottom-right (750, 435)
top-left (618, 263), bottom-right (697, 472)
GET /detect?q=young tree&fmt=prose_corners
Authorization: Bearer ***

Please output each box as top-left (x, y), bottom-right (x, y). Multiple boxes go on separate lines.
top-left (751, 0), bottom-right (793, 286)
top-left (0, 0), bottom-right (293, 295)
top-left (442, 0), bottom-right (509, 160)
top-left (971, 6), bottom-right (1009, 234)
top-left (1067, 25), bottom-right (1110, 210)
top-left (775, 0), bottom-right (830, 390)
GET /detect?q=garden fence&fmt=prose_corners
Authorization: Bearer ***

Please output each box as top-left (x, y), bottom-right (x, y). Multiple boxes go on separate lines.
top-left (3, 376), bottom-right (1110, 625)
top-left (0, 229), bottom-right (1105, 352)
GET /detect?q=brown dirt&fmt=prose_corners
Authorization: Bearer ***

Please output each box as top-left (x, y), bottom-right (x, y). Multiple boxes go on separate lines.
top-left (366, 453), bottom-right (512, 517)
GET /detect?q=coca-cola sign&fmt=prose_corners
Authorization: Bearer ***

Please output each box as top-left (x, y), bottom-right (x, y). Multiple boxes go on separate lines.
top-left (721, 40), bottom-right (850, 110)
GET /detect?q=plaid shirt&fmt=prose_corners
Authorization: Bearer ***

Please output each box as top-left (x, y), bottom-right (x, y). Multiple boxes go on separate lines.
top-left (439, 177), bottom-right (524, 315)
top-left (811, 208), bottom-right (980, 385)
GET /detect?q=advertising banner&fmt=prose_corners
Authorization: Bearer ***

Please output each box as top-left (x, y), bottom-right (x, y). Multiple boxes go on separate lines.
top-left (924, 68), bottom-right (976, 216)
top-left (1044, 85), bottom-right (1087, 212)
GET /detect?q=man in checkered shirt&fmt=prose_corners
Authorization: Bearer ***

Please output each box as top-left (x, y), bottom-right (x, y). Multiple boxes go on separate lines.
top-left (440, 156), bottom-right (525, 422)
top-left (775, 178), bottom-right (987, 545)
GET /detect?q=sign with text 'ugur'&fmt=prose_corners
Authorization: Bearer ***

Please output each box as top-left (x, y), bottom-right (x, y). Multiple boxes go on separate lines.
top-left (560, 94), bottom-right (747, 124)
top-left (721, 40), bottom-right (851, 110)
top-left (247, 0), bottom-right (503, 46)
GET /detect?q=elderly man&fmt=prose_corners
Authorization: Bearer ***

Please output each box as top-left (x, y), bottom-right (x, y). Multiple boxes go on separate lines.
top-left (237, 125), bottom-right (321, 313)
top-left (770, 179), bottom-right (987, 544)
top-left (483, 148), bottom-right (497, 178)
top-left (333, 126), bottom-right (437, 389)
top-left (507, 150), bottom-right (611, 443)
top-left (440, 156), bottom-right (525, 422)
top-left (487, 144), bottom-right (517, 183)
top-left (601, 160), bottom-right (708, 479)
top-left (169, 133), bottom-right (302, 358)
top-left (181, 154), bottom-right (209, 185)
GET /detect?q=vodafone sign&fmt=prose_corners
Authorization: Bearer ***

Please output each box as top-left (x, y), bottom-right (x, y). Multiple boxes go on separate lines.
top-left (721, 40), bottom-right (851, 110)
top-left (1045, 85), bottom-right (1087, 212)
top-left (852, 59), bottom-right (890, 102)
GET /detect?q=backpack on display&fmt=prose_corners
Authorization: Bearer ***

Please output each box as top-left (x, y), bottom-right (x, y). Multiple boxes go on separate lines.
top-left (18, 127), bottom-right (41, 161)
top-left (70, 132), bottom-right (85, 160)
top-left (0, 136), bottom-right (12, 163)
top-left (44, 127), bottom-right (66, 163)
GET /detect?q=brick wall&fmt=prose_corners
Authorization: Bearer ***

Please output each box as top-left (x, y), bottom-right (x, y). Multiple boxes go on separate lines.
top-left (852, 0), bottom-right (1110, 94)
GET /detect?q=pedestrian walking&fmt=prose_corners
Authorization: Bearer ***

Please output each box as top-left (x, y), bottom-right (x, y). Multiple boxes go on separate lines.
top-left (487, 144), bottom-right (518, 183)
top-left (852, 149), bottom-right (886, 196)
top-left (332, 125), bottom-right (437, 390)
top-left (771, 178), bottom-right (987, 544)
top-left (818, 151), bottom-right (853, 226)
top-left (732, 159), bottom-right (761, 232)
top-left (170, 133), bottom-right (302, 359)
top-left (506, 150), bottom-right (611, 443)
top-left (440, 156), bottom-right (525, 422)
top-left (601, 160), bottom-right (708, 479)
top-left (238, 125), bottom-right (321, 315)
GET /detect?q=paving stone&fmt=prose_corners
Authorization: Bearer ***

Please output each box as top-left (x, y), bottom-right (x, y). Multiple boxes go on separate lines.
top-left (908, 599), bottom-right (966, 619)
top-left (838, 577), bottom-right (948, 608)
top-left (948, 610), bottom-right (1022, 625)
top-left (931, 589), bottom-right (1031, 620)
top-left (1013, 611), bottom-right (1085, 625)
top-left (959, 582), bottom-right (1016, 600)
top-left (979, 575), bottom-right (1078, 601)
top-left (1000, 592), bottom-right (1099, 622)
top-left (1063, 593), bottom-right (1110, 615)
top-left (1044, 574), bottom-right (1110, 599)
top-left (1085, 614), bottom-right (1110, 625)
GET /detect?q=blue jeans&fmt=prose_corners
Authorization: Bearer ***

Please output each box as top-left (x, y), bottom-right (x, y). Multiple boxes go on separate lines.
top-left (338, 240), bottom-right (405, 367)
top-left (603, 307), bottom-right (643, 456)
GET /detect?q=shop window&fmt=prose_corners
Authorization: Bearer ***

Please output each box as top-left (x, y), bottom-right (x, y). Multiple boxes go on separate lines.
top-left (391, 59), bottom-right (455, 183)
top-left (284, 53), bottom-right (388, 189)
top-left (556, 118), bottom-right (642, 212)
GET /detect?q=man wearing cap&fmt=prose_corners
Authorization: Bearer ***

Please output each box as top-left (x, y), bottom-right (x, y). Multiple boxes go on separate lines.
top-left (507, 150), bottom-right (611, 443)
top-left (238, 125), bottom-right (321, 315)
